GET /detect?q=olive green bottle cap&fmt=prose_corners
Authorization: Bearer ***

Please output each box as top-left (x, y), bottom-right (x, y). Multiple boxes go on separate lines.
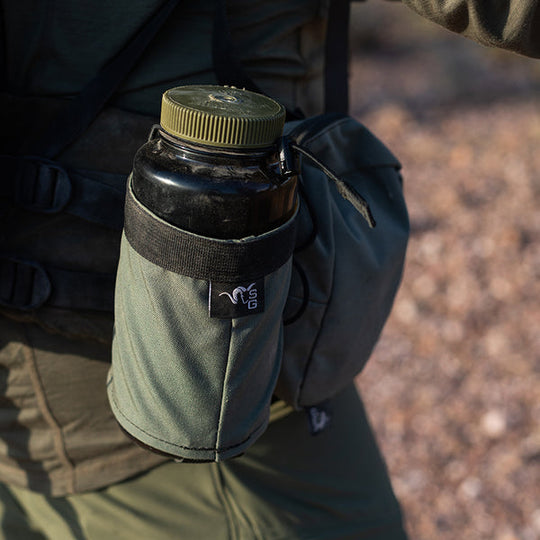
top-left (160, 85), bottom-right (286, 148)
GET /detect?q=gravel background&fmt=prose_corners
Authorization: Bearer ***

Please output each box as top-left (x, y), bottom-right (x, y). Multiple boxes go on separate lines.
top-left (349, 3), bottom-right (540, 539)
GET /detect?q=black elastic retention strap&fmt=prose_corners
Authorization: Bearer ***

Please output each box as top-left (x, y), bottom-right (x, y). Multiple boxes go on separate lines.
top-left (124, 182), bottom-right (298, 283)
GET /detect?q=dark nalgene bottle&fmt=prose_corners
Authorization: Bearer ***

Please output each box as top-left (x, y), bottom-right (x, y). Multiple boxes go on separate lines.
top-left (108, 85), bottom-right (298, 462)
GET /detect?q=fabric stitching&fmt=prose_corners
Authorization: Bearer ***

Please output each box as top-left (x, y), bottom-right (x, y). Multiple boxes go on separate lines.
top-left (109, 389), bottom-right (266, 453)
top-left (295, 197), bottom-right (336, 407)
top-left (215, 319), bottom-right (233, 458)
top-left (210, 464), bottom-right (236, 540)
top-left (22, 327), bottom-right (77, 494)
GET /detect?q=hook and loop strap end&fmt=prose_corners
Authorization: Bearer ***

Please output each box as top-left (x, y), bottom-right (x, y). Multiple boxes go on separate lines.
top-left (289, 142), bottom-right (376, 228)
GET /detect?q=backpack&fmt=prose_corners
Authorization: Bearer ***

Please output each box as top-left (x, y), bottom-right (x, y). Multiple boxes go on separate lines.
top-left (1, 0), bottom-right (409, 460)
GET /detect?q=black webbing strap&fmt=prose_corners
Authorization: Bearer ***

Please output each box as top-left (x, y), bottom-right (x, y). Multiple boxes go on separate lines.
top-left (0, 4), bottom-right (6, 92)
top-left (324, 0), bottom-right (352, 114)
top-left (0, 155), bottom-right (126, 230)
top-left (212, 0), bottom-right (306, 120)
top-left (213, 0), bottom-right (353, 115)
top-left (0, 257), bottom-right (115, 312)
top-left (212, 0), bottom-right (263, 95)
top-left (21, 0), bottom-right (180, 158)
top-left (2, 1), bottom-right (179, 313)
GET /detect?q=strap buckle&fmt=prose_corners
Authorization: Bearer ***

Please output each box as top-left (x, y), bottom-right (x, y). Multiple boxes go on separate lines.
top-left (15, 157), bottom-right (72, 214)
top-left (0, 257), bottom-right (52, 311)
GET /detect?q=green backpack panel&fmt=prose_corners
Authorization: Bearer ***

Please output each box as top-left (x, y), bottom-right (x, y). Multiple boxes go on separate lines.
top-left (277, 114), bottom-right (409, 408)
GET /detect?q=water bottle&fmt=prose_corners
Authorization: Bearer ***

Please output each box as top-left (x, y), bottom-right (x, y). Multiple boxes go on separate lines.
top-left (132, 85), bottom-right (296, 238)
top-left (108, 85), bottom-right (298, 461)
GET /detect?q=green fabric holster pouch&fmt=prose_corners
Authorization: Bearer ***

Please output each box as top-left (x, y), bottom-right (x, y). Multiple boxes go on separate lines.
top-left (108, 181), bottom-right (296, 461)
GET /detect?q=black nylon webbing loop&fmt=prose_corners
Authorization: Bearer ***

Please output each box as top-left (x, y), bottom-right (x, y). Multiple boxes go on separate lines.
top-left (0, 258), bottom-right (51, 310)
top-left (0, 155), bottom-right (72, 213)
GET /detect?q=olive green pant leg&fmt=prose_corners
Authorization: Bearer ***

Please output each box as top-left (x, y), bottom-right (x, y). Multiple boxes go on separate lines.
top-left (0, 463), bottom-right (231, 540)
top-left (0, 483), bottom-right (47, 539)
top-left (68, 463), bottom-right (231, 540)
top-left (216, 384), bottom-right (407, 540)
top-left (0, 384), bottom-right (406, 540)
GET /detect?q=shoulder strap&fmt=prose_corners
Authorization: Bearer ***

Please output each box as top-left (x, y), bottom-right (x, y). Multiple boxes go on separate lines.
top-left (21, 0), bottom-right (180, 158)
top-left (324, 0), bottom-right (352, 114)
top-left (212, 0), bottom-right (305, 120)
top-left (212, 0), bottom-right (263, 96)
top-left (325, 0), bottom-right (369, 113)
top-left (0, 4), bottom-right (6, 92)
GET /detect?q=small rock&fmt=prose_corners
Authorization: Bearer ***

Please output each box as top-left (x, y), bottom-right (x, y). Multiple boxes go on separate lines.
top-left (481, 410), bottom-right (507, 438)
top-left (497, 530), bottom-right (519, 540)
top-left (459, 476), bottom-right (482, 499)
top-left (531, 509), bottom-right (540, 533)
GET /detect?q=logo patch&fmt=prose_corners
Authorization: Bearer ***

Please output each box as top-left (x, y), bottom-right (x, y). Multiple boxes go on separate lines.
top-left (209, 279), bottom-right (265, 318)
top-left (306, 403), bottom-right (332, 435)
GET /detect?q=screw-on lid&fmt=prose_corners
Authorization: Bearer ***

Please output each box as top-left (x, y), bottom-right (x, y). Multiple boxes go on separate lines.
top-left (160, 85), bottom-right (286, 148)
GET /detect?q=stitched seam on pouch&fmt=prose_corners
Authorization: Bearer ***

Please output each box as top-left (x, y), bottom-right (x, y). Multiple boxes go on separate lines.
top-left (109, 386), bottom-right (265, 453)
top-left (215, 320), bottom-right (233, 459)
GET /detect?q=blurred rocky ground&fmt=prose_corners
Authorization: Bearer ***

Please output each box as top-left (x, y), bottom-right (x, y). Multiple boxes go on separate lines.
top-left (350, 3), bottom-right (540, 539)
